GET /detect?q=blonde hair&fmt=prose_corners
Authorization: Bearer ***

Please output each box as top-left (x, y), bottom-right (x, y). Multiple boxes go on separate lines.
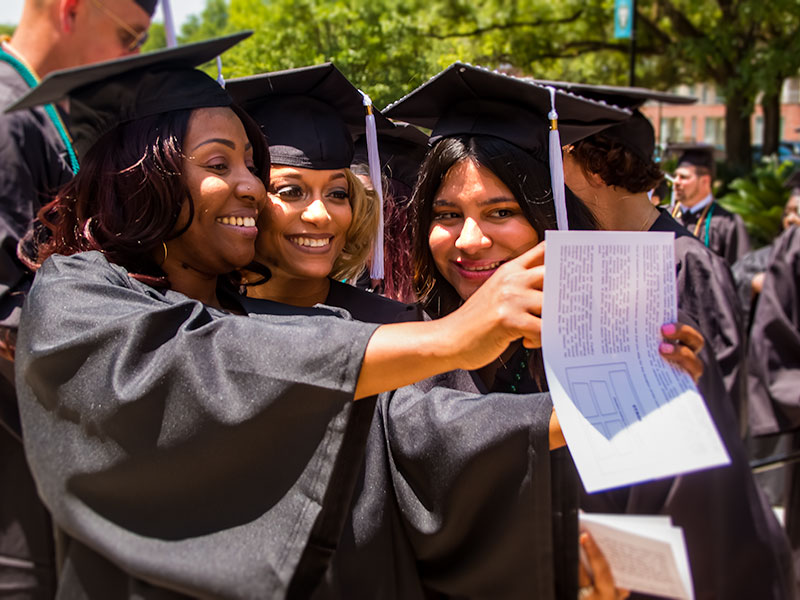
top-left (330, 169), bottom-right (379, 280)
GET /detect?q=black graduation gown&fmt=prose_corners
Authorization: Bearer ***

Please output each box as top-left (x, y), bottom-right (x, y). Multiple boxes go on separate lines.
top-left (651, 210), bottom-right (747, 428)
top-left (748, 226), bottom-right (800, 592)
top-left (0, 60), bottom-right (74, 600)
top-left (265, 283), bottom-right (577, 600)
top-left (581, 213), bottom-right (793, 600)
top-left (672, 201), bottom-right (751, 267)
top-left (15, 252), bottom-right (382, 600)
top-left (732, 243), bottom-right (773, 328)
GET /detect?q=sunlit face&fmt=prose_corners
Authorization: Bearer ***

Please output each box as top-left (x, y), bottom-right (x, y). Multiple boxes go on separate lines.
top-left (70, 0), bottom-right (151, 63)
top-left (428, 159), bottom-right (539, 301)
top-left (164, 107), bottom-right (265, 276)
top-left (784, 193), bottom-right (800, 230)
top-left (255, 166), bottom-right (353, 284)
top-left (673, 165), bottom-right (710, 207)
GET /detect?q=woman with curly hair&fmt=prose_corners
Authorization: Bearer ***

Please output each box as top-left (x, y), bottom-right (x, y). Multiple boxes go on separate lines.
top-left (555, 85), bottom-right (794, 600)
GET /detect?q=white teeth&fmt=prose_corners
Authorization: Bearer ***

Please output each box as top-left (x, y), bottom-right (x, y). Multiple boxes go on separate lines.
top-left (291, 236), bottom-right (331, 248)
top-left (216, 216), bottom-right (256, 227)
top-left (462, 261), bottom-right (501, 272)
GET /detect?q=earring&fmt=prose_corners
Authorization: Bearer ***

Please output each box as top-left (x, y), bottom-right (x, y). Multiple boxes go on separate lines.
top-left (160, 241), bottom-right (168, 266)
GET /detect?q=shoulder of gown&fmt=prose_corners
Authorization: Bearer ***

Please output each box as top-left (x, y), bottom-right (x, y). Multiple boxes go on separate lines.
top-left (16, 251), bottom-right (380, 599)
top-left (748, 225), bottom-right (800, 435)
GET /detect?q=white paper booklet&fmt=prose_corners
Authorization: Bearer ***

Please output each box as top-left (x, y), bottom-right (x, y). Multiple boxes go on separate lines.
top-left (542, 230), bottom-right (729, 492)
top-left (580, 512), bottom-right (694, 600)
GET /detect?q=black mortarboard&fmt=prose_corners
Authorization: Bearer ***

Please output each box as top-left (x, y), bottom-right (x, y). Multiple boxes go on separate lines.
top-left (676, 145), bottom-right (715, 172)
top-left (226, 63), bottom-right (393, 170)
top-left (384, 62), bottom-right (632, 230)
top-left (353, 121), bottom-right (429, 190)
top-left (532, 81), bottom-right (696, 110)
top-left (533, 82), bottom-right (695, 163)
top-left (6, 32), bottom-right (250, 159)
top-left (384, 62), bottom-right (631, 158)
top-left (135, 0), bottom-right (158, 16)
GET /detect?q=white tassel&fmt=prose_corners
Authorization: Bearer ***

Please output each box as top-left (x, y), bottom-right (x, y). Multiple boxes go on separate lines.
top-left (216, 56), bottom-right (225, 88)
top-left (546, 86), bottom-right (568, 231)
top-left (161, 0), bottom-right (178, 48)
top-left (360, 91), bottom-right (385, 280)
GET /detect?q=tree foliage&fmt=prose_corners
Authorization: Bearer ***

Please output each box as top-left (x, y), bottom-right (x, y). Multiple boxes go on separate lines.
top-left (171, 0), bottom-right (799, 171)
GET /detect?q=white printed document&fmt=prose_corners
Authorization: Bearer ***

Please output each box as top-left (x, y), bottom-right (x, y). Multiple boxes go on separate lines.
top-left (580, 512), bottom-right (694, 600)
top-left (542, 230), bottom-right (729, 492)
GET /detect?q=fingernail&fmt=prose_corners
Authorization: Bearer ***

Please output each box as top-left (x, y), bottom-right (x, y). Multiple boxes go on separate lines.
top-left (661, 323), bottom-right (676, 335)
top-left (659, 342), bottom-right (674, 354)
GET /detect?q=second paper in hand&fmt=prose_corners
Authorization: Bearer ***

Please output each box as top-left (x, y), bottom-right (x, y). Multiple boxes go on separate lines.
top-left (542, 230), bottom-right (729, 493)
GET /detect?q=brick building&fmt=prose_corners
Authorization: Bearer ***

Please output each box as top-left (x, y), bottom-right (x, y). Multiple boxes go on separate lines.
top-left (639, 78), bottom-right (800, 151)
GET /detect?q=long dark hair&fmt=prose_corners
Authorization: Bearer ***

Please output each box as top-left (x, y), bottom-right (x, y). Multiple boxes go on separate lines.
top-left (412, 134), bottom-right (598, 318)
top-left (23, 104), bottom-right (269, 284)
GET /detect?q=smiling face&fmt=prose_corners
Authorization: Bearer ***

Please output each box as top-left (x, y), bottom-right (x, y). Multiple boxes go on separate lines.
top-left (255, 166), bottom-right (353, 285)
top-left (428, 159), bottom-right (539, 301)
top-left (163, 106), bottom-right (265, 277)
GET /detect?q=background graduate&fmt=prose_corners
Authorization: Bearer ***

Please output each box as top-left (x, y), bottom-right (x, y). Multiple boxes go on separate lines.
top-left (548, 82), bottom-right (793, 600)
top-left (11, 41), bottom-right (570, 599)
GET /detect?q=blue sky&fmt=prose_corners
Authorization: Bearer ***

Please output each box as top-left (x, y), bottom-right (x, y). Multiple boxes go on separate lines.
top-left (0, 0), bottom-right (204, 28)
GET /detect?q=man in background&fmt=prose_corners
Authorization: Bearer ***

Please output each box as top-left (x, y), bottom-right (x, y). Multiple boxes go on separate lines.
top-left (672, 147), bottom-right (751, 266)
top-left (0, 1), bottom-right (155, 596)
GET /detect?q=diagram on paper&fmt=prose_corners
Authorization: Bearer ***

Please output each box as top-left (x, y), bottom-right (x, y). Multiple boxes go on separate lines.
top-left (566, 362), bottom-right (661, 443)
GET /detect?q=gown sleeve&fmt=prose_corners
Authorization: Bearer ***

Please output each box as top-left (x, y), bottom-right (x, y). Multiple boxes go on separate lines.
top-left (380, 372), bottom-right (567, 600)
top-left (15, 252), bottom-right (379, 599)
top-left (748, 226), bottom-right (800, 436)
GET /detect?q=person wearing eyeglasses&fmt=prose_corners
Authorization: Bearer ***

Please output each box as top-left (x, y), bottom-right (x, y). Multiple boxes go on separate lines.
top-left (0, 1), bottom-right (154, 598)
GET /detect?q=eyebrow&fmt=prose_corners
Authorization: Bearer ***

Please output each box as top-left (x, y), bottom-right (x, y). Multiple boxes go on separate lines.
top-left (191, 138), bottom-right (245, 151)
top-left (433, 196), bottom-right (517, 208)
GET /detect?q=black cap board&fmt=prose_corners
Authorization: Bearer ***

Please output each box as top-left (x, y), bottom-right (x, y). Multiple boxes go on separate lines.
top-left (532, 81), bottom-right (696, 109)
top-left (135, 0), bottom-right (158, 16)
top-left (226, 63), bottom-right (393, 170)
top-left (383, 63), bottom-right (632, 161)
top-left (353, 121), bottom-right (429, 190)
top-left (532, 82), bottom-right (695, 163)
top-left (6, 32), bottom-right (251, 159)
top-left (676, 145), bottom-right (715, 172)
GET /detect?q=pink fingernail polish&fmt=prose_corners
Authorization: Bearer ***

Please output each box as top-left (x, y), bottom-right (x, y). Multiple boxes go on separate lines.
top-left (660, 342), bottom-right (674, 354)
top-left (661, 323), bottom-right (676, 336)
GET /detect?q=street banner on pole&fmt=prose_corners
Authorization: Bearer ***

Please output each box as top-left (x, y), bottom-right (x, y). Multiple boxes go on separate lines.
top-left (614, 0), bottom-right (634, 39)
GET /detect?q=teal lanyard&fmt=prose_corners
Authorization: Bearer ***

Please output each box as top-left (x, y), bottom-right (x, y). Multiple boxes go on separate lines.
top-left (0, 47), bottom-right (80, 174)
top-left (703, 202), bottom-right (715, 248)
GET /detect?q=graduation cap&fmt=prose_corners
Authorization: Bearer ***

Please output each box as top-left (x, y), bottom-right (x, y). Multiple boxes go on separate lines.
top-left (383, 62), bottom-right (632, 230)
top-left (675, 144), bottom-right (715, 173)
top-left (533, 82), bottom-right (695, 163)
top-left (352, 121), bottom-right (429, 191)
top-left (225, 63), bottom-right (394, 170)
top-left (6, 32), bottom-right (251, 160)
top-left (226, 63), bottom-right (394, 278)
